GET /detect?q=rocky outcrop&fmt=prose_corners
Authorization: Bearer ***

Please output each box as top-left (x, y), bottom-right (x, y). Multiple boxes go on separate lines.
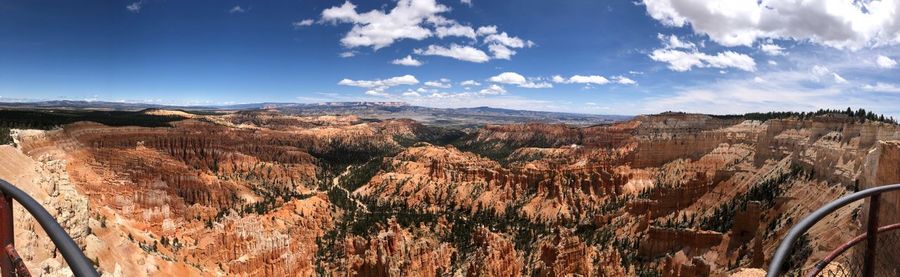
top-left (531, 228), bottom-right (596, 276)
top-left (354, 144), bottom-right (629, 223)
top-left (639, 227), bottom-right (723, 257)
top-left (858, 140), bottom-right (900, 275)
top-left (463, 228), bottom-right (524, 277)
top-left (340, 219), bottom-right (455, 276)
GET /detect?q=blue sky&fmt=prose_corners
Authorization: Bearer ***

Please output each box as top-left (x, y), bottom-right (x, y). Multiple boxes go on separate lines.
top-left (1, 0), bottom-right (899, 117)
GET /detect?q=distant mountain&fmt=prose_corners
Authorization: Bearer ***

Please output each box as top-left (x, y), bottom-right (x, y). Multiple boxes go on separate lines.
top-left (0, 100), bottom-right (630, 126)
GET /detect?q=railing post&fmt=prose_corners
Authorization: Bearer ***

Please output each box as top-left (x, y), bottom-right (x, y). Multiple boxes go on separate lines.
top-left (0, 192), bottom-right (13, 277)
top-left (863, 194), bottom-right (880, 277)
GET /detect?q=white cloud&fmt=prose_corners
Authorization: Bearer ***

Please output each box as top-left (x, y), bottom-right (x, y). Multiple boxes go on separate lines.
top-left (554, 75), bottom-right (610, 85)
top-left (759, 43), bottom-right (785, 55)
top-left (126, 1), bottom-right (142, 13)
top-left (318, 1), bottom-right (532, 62)
top-left (414, 44), bottom-right (490, 63)
top-left (403, 90), bottom-right (422, 97)
top-left (461, 0), bottom-right (473, 7)
top-left (642, 70), bottom-right (867, 115)
top-left (862, 82), bottom-right (900, 93)
top-left (521, 82), bottom-right (552, 89)
top-left (435, 22), bottom-right (476, 39)
top-left (321, 0), bottom-right (448, 49)
top-left (876, 55), bottom-right (897, 69)
top-left (460, 80), bottom-right (481, 86)
top-left (488, 72), bottom-right (552, 88)
top-left (319, 0), bottom-right (530, 63)
top-left (810, 65), bottom-right (848, 83)
top-left (476, 25), bottom-right (498, 36)
top-left (629, 70), bottom-right (645, 75)
top-left (832, 73), bottom-right (847, 84)
top-left (768, 60), bottom-right (778, 66)
top-left (425, 80), bottom-right (452, 88)
top-left (479, 84), bottom-right (507, 95)
top-left (391, 55), bottom-right (423, 66)
top-left (229, 6), bottom-right (246, 14)
top-left (482, 32), bottom-right (532, 60)
top-left (339, 51), bottom-right (356, 58)
top-left (649, 49), bottom-right (756, 72)
top-left (293, 19), bottom-right (315, 28)
top-left (338, 75), bottom-right (420, 89)
top-left (811, 65), bottom-right (831, 77)
top-left (365, 90), bottom-right (390, 96)
top-left (485, 32), bottom-right (528, 48)
top-left (658, 33), bottom-right (695, 49)
top-left (553, 74), bottom-right (639, 86)
top-left (612, 75), bottom-right (637, 85)
top-left (641, 0), bottom-right (900, 50)
top-left (488, 44), bottom-right (515, 60)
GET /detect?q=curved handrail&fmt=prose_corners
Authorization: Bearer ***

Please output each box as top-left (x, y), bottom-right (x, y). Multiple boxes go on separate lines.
top-left (0, 179), bottom-right (99, 277)
top-left (767, 183), bottom-right (900, 277)
top-left (807, 223), bottom-right (900, 277)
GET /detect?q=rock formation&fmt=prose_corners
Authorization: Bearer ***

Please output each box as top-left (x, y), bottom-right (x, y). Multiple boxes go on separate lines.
top-left (0, 110), bottom-right (897, 276)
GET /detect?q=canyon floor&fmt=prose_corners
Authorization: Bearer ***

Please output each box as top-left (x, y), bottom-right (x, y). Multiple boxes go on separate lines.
top-left (0, 109), bottom-right (898, 276)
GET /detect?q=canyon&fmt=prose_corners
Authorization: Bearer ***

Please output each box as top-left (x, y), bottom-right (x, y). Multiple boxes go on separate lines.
top-left (0, 109), bottom-right (898, 276)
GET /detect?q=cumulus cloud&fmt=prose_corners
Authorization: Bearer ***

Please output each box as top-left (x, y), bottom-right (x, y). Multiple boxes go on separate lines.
top-left (460, 80), bottom-right (481, 86)
top-left (461, 0), bottom-right (473, 7)
top-left (649, 49), bottom-right (756, 72)
top-left (759, 43), bottom-right (785, 55)
top-left (338, 75), bottom-right (419, 89)
top-left (435, 22), bottom-right (476, 39)
top-left (488, 72), bottom-right (552, 88)
top-left (483, 32), bottom-right (533, 59)
top-left (479, 84), bottom-right (507, 95)
top-left (293, 19), bottom-right (315, 28)
top-left (365, 90), bottom-right (390, 96)
top-left (339, 51), bottom-right (356, 58)
top-left (321, 0), bottom-right (448, 49)
top-left (391, 55), bottom-right (423, 66)
top-left (484, 32), bottom-right (528, 48)
top-left (553, 75), bottom-right (610, 85)
top-left (425, 79), bottom-right (452, 88)
top-left (229, 6), bottom-right (246, 14)
top-left (414, 44), bottom-right (490, 63)
top-left (876, 55), bottom-right (897, 69)
top-left (612, 75), bottom-right (637, 85)
top-left (488, 44), bottom-right (515, 60)
top-left (641, 0), bottom-right (900, 50)
top-left (126, 1), bottom-right (142, 13)
top-left (658, 34), bottom-right (695, 49)
top-left (320, 0), bottom-right (530, 61)
top-left (476, 25), bottom-right (498, 36)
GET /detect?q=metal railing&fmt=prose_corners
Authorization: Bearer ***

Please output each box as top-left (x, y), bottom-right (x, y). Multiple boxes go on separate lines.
top-left (0, 179), bottom-right (99, 277)
top-left (768, 183), bottom-right (900, 277)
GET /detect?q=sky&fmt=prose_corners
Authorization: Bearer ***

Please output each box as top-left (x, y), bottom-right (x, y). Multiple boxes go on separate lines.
top-left (1, 0), bottom-right (900, 117)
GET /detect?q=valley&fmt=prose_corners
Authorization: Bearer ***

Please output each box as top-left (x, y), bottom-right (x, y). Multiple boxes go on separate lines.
top-left (0, 108), bottom-right (898, 276)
